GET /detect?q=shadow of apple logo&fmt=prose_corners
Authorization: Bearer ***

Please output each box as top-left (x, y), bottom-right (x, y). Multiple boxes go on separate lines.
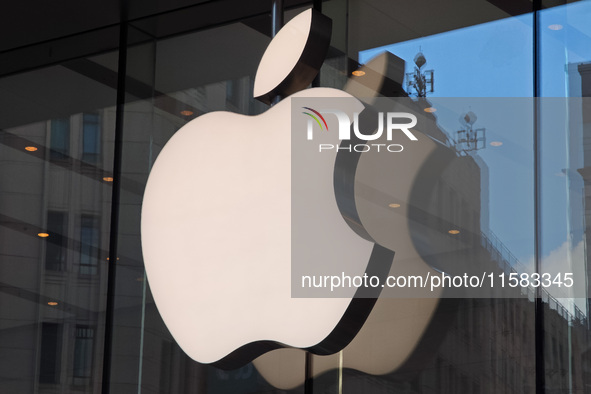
top-left (253, 52), bottom-right (462, 389)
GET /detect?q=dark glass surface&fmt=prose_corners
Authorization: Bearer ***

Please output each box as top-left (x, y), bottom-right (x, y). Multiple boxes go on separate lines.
top-left (0, 28), bottom-right (118, 393)
top-left (1, 1), bottom-right (591, 393)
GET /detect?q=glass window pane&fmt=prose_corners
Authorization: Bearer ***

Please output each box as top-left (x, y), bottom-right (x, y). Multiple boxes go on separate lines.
top-left (39, 322), bottom-right (61, 384)
top-left (50, 118), bottom-right (70, 160)
top-left (73, 326), bottom-right (94, 380)
top-left (80, 215), bottom-right (99, 275)
top-left (82, 113), bottom-right (101, 163)
top-left (45, 211), bottom-right (67, 271)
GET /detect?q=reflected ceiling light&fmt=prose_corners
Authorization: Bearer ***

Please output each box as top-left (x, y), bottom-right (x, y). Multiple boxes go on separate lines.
top-left (136, 277), bottom-right (145, 282)
top-left (423, 107), bottom-right (436, 113)
top-left (548, 24), bottom-right (563, 31)
top-left (25, 146), bottom-right (38, 152)
top-left (448, 229), bottom-right (460, 235)
top-left (388, 203), bottom-right (401, 208)
top-left (103, 177), bottom-right (114, 182)
top-left (180, 110), bottom-right (194, 116)
top-left (47, 301), bottom-right (58, 306)
top-left (352, 70), bottom-right (365, 77)
top-left (37, 232), bottom-right (49, 238)
top-left (106, 257), bottom-right (119, 261)
top-left (490, 141), bottom-right (503, 147)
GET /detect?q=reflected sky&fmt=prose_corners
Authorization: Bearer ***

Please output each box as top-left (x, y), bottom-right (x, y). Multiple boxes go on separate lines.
top-left (359, 4), bottom-right (591, 305)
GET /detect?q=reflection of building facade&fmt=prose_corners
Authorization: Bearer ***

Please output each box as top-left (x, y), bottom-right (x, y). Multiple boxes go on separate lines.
top-left (0, 110), bottom-right (115, 392)
top-left (0, 82), bottom-right (261, 393)
top-left (573, 63), bottom-right (591, 315)
top-left (1, 1), bottom-right (591, 393)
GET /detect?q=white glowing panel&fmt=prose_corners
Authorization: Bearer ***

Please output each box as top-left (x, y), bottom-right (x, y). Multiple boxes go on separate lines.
top-left (253, 9), bottom-right (312, 99)
top-left (141, 87), bottom-right (372, 365)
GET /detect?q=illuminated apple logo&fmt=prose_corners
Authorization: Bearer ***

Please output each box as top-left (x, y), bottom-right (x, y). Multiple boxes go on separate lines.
top-left (141, 9), bottom-right (394, 369)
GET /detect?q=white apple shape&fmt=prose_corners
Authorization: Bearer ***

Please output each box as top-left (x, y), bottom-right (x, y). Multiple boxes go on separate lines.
top-left (141, 9), bottom-right (391, 369)
top-left (142, 87), bottom-right (377, 366)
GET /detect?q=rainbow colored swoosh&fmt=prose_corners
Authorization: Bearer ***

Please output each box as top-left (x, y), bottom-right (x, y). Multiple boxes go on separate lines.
top-left (302, 107), bottom-right (328, 131)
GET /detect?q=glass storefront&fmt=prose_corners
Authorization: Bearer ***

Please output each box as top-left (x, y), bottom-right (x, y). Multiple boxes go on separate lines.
top-left (1, 1), bottom-right (590, 393)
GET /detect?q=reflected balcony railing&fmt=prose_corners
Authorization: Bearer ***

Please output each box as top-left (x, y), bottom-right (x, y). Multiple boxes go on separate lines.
top-left (480, 230), bottom-right (586, 326)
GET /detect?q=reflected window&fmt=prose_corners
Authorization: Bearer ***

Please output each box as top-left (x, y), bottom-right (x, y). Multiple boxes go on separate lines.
top-left (226, 79), bottom-right (241, 110)
top-left (80, 215), bottom-right (99, 275)
top-left (50, 118), bottom-right (70, 160)
top-left (39, 322), bottom-right (62, 384)
top-left (159, 340), bottom-right (173, 393)
top-left (73, 326), bottom-right (94, 382)
top-left (45, 211), bottom-right (67, 271)
top-left (82, 113), bottom-right (100, 163)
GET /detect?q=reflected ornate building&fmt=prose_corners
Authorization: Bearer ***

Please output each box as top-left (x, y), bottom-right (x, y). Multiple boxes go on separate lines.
top-left (0, 107), bottom-right (115, 392)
